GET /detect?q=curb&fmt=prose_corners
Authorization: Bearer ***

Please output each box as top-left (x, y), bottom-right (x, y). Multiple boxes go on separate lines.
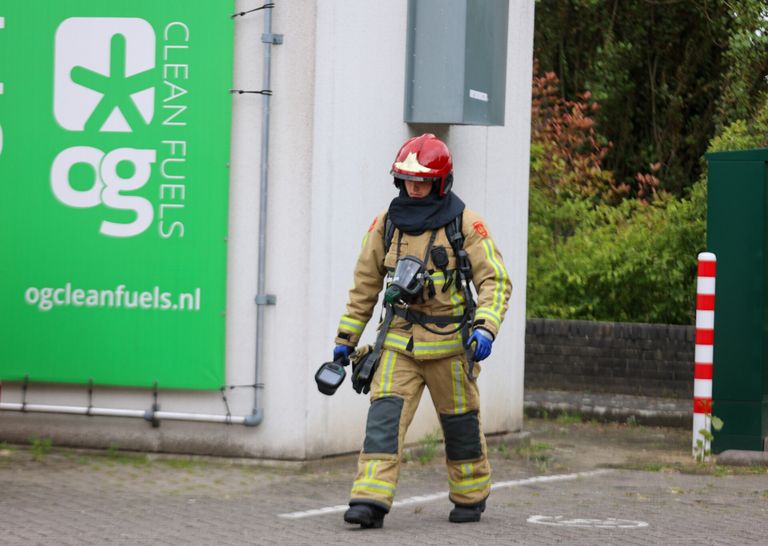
top-left (524, 399), bottom-right (692, 428)
top-left (716, 450), bottom-right (768, 467)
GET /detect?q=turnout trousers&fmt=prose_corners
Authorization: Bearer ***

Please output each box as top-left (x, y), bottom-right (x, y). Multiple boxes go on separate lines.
top-left (349, 349), bottom-right (491, 511)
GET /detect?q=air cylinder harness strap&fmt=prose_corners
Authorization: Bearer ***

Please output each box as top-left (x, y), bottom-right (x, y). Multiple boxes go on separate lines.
top-left (351, 305), bottom-right (395, 394)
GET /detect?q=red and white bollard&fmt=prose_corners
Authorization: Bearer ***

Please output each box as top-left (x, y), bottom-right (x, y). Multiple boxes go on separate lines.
top-left (693, 252), bottom-right (716, 457)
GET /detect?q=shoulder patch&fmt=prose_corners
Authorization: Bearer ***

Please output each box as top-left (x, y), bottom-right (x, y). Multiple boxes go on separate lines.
top-left (367, 216), bottom-right (378, 233)
top-left (472, 221), bottom-right (488, 238)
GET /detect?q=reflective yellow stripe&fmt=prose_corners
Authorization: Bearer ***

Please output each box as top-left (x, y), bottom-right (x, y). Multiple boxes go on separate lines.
top-left (481, 239), bottom-right (508, 319)
top-left (413, 338), bottom-right (463, 357)
top-left (431, 271), bottom-right (447, 286)
top-left (339, 315), bottom-right (365, 334)
top-left (379, 351), bottom-right (397, 395)
top-left (427, 273), bottom-right (466, 317)
top-left (384, 333), bottom-right (463, 357)
top-left (353, 460), bottom-right (395, 497)
top-left (365, 460), bottom-right (380, 478)
top-left (476, 308), bottom-right (500, 321)
top-left (352, 478), bottom-right (396, 494)
top-left (352, 483), bottom-right (396, 497)
top-left (448, 278), bottom-right (464, 317)
top-left (452, 359), bottom-right (466, 414)
top-left (449, 475), bottom-right (490, 493)
top-left (361, 233), bottom-right (370, 250)
top-left (475, 308), bottom-right (500, 329)
top-left (383, 332), bottom-right (409, 351)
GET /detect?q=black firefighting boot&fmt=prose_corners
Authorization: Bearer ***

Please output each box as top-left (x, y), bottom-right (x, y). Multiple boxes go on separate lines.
top-left (343, 502), bottom-right (387, 529)
top-left (449, 499), bottom-right (486, 523)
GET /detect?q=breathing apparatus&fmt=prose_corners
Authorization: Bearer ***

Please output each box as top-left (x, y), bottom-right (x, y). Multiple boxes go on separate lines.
top-left (320, 212), bottom-right (479, 395)
top-left (317, 252), bottom-right (417, 396)
top-left (384, 255), bottom-right (428, 304)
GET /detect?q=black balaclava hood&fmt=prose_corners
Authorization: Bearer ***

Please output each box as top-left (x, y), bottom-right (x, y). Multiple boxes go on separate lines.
top-left (388, 181), bottom-right (465, 234)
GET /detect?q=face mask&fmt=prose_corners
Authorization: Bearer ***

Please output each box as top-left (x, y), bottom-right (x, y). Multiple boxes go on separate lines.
top-left (385, 255), bottom-right (427, 304)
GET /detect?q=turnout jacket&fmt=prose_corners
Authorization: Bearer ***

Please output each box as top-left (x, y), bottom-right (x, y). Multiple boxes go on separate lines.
top-left (335, 208), bottom-right (512, 360)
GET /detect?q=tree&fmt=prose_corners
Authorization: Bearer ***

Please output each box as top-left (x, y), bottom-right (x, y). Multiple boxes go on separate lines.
top-left (528, 61), bottom-right (704, 324)
top-left (534, 0), bottom-right (768, 196)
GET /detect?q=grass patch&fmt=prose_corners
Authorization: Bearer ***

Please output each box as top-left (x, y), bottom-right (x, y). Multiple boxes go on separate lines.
top-left (515, 442), bottom-right (553, 472)
top-left (516, 441), bottom-right (553, 457)
top-left (624, 415), bottom-right (642, 428)
top-left (402, 429), bottom-right (443, 465)
top-left (417, 430), bottom-right (442, 465)
top-left (156, 457), bottom-right (197, 470)
top-left (612, 461), bottom-right (768, 476)
top-left (102, 445), bottom-right (149, 466)
top-left (555, 412), bottom-right (582, 425)
top-left (29, 438), bottom-right (52, 461)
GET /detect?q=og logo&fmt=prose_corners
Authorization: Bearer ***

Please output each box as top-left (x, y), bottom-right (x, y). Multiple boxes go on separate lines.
top-left (51, 147), bottom-right (156, 238)
top-left (50, 17), bottom-right (158, 238)
top-left (54, 17), bottom-right (155, 133)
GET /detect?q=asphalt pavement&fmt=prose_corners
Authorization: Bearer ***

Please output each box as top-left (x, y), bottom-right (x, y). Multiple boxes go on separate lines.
top-left (1, 417), bottom-right (767, 545)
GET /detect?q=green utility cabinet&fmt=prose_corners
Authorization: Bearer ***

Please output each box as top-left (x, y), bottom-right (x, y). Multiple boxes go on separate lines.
top-left (706, 148), bottom-right (768, 453)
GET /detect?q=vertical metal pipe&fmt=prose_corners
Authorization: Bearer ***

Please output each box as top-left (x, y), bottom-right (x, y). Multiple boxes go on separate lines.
top-left (245, 3), bottom-right (275, 426)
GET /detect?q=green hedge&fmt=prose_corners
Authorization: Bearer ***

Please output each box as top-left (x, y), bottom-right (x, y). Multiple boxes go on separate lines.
top-left (526, 97), bottom-right (768, 324)
top-left (527, 181), bottom-right (705, 324)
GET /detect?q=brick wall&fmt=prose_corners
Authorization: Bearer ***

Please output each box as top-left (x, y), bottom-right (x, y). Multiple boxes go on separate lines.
top-left (525, 318), bottom-right (695, 398)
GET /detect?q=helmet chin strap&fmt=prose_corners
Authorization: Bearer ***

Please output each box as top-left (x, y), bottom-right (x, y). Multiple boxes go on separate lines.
top-left (440, 173), bottom-right (454, 197)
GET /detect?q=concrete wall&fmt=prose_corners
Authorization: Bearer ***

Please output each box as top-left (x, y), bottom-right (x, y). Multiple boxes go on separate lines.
top-left (0, 0), bottom-right (535, 460)
top-left (525, 319), bottom-right (695, 398)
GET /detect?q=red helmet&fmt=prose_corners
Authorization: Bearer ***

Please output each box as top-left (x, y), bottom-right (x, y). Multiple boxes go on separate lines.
top-left (390, 133), bottom-right (453, 197)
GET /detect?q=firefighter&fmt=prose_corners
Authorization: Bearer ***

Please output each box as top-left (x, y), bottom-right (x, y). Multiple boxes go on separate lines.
top-left (334, 133), bottom-right (512, 528)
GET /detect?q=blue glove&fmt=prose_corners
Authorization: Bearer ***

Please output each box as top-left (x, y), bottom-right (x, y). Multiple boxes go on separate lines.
top-left (333, 345), bottom-right (354, 365)
top-left (466, 329), bottom-right (493, 361)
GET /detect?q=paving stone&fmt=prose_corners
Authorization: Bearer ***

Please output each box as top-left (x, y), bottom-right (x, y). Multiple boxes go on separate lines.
top-left (1, 419), bottom-right (766, 545)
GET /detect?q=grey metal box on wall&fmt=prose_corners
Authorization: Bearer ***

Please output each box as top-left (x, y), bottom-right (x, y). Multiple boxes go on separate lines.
top-left (404, 0), bottom-right (509, 126)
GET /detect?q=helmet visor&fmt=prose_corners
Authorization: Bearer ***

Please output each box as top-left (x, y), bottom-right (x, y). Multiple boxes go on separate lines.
top-left (391, 170), bottom-right (440, 183)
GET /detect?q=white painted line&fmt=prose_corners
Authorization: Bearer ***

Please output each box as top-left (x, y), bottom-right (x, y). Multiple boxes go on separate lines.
top-left (0, 82), bottom-right (4, 95)
top-left (528, 515), bottom-right (648, 529)
top-left (277, 469), bottom-right (612, 519)
top-left (279, 503), bottom-right (349, 520)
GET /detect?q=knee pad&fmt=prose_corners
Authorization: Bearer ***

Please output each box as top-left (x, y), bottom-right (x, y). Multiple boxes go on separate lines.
top-left (363, 396), bottom-right (404, 454)
top-left (440, 410), bottom-right (482, 461)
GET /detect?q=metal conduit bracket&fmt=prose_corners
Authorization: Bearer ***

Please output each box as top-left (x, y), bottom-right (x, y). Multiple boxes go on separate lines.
top-left (144, 382), bottom-right (161, 427)
top-left (143, 404), bottom-right (161, 427)
top-left (261, 33), bottom-right (283, 45)
top-left (21, 375), bottom-right (29, 412)
top-left (255, 294), bottom-right (276, 305)
top-left (86, 379), bottom-right (94, 416)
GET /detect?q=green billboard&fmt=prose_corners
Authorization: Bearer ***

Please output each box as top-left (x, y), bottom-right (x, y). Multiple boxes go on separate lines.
top-left (0, 1), bottom-right (234, 389)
